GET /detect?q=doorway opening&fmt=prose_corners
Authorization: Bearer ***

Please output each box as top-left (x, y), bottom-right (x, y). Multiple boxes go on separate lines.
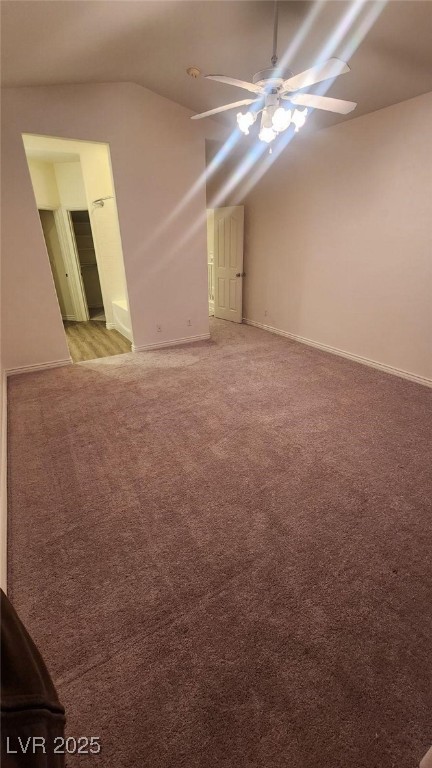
top-left (38, 206), bottom-right (131, 362)
top-left (24, 133), bottom-right (133, 363)
top-left (69, 211), bottom-right (104, 321)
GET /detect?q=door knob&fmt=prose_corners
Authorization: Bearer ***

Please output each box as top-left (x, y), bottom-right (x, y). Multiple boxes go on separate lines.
top-left (236, 272), bottom-right (246, 277)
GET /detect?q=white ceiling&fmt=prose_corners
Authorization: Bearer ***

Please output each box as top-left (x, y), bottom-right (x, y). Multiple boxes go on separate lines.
top-left (2, 1), bottom-right (432, 131)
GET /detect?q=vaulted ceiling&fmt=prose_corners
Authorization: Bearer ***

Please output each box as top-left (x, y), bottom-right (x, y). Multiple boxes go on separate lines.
top-left (2, 1), bottom-right (432, 131)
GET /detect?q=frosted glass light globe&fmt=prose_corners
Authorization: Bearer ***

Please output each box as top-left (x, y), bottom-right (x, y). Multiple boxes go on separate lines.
top-left (259, 126), bottom-right (277, 143)
top-left (237, 111), bottom-right (255, 135)
top-left (272, 107), bottom-right (292, 133)
top-left (292, 107), bottom-right (308, 132)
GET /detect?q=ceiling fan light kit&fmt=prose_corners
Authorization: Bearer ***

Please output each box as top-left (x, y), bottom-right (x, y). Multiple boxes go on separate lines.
top-left (237, 101), bottom-right (308, 142)
top-left (191, 1), bottom-right (357, 148)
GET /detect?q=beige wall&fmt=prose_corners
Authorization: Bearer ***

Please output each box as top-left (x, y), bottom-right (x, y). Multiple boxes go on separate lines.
top-left (27, 157), bottom-right (86, 211)
top-left (54, 162), bottom-right (87, 209)
top-left (1, 82), bottom-right (212, 370)
top-left (27, 159), bottom-right (60, 209)
top-left (243, 92), bottom-right (432, 382)
top-left (205, 140), bottom-right (246, 209)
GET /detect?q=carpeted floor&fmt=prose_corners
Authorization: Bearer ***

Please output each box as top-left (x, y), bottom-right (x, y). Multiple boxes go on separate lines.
top-left (7, 319), bottom-right (432, 768)
top-left (64, 320), bottom-right (131, 362)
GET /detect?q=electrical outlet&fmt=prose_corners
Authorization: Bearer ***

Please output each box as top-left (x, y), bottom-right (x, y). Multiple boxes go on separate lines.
top-left (187, 319), bottom-right (192, 327)
top-left (264, 310), bottom-right (268, 317)
top-left (156, 324), bottom-right (162, 333)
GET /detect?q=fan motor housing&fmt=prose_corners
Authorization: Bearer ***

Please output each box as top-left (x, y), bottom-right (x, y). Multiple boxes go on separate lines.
top-left (252, 67), bottom-right (292, 89)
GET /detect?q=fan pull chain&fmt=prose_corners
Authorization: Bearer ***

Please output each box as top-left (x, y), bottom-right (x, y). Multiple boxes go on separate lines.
top-left (271, 0), bottom-right (279, 67)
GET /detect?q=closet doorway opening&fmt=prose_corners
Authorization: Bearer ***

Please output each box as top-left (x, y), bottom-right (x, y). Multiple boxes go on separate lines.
top-left (69, 210), bottom-right (104, 322)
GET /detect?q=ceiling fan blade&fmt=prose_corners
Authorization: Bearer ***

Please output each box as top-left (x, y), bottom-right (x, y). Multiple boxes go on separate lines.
top-left (285, 92), bottom-right (357, 114)
top-left (191, 98), bottom-right (260, 120)
top-left (281, 58), bottom-right (350, 93)
top-left (205, 75), bottom-right (263, 94)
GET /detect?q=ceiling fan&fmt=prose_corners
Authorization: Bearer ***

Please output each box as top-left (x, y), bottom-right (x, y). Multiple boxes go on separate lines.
top-left (191, 2), bottom-right (357, 145)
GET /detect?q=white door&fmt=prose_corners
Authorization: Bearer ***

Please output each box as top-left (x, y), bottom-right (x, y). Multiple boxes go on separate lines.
top-left (39, 210), bottom-right (75, 320)
top-left (213, 206), bottom-right (244, 323)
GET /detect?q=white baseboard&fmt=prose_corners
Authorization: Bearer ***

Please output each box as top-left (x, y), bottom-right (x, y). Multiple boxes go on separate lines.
top-left (6, 357), bottom-right (72, 377)
top-left (62, 314), bottom-right (76, 321)
top-left (132, 333), bottom-right (210, 353)
top-left (106, 321), bottom-right (132, 343)
top-left (0, 371), bottom-right (7, 591)
top-left (244, 319), bottom-right (432, 388)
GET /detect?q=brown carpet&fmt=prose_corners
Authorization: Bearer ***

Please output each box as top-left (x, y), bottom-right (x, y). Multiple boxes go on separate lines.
top-left (7, 319), bottom-right (432, 768)
top-left (64, 320), bottom-right (131, 362)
